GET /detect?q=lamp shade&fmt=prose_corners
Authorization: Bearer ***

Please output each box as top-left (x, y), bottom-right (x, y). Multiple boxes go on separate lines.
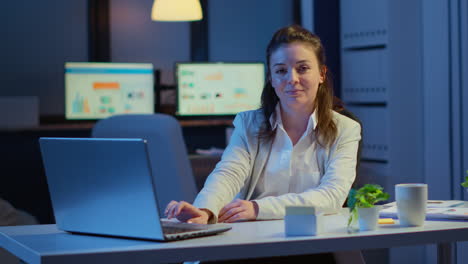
top-left (152, 0), bottom-right (203, 21)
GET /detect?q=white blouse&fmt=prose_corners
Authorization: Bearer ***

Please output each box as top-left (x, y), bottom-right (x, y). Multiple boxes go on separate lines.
top-left (254, 105), bottom-right (321, 199)
top-left (193, 109), bottom-right (361, 221)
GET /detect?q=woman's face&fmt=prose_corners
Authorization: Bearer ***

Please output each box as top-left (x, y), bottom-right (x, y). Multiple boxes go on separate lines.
top-left (269, 42), bottom-right (325, 112)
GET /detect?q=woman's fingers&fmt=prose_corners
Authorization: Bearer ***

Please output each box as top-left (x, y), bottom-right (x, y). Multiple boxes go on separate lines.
top-left (219, 199), bottom-right (257, 223)
top-left (218, 200), bottom-right (257, 223)
top-left (219, 199), bottom-right (241, 217)
top-left (172, 201), bottom-right (184, 217)
top-left (222, 211), bottom-right (248, 223)
top-left (165, 201), bottom-right (188, 219)
top-left (218, 206), bottom-right (244, 223)
top-left (187, 215), bottom-right (206, 224)
top-left (166, 199), bottom-right (255, 224)
top-left (167, 203), bottom-right (178, 219)
top-left (164, 201), bottom-right (210, 224)
top-left (165, 200), bottom-right (177, 217)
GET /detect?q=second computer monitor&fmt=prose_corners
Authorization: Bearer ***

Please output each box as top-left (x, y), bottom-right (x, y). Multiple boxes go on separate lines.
top-left (65, 62), bottom-right (155, 120)
top-left (175, 62), bottom-right (265, 117)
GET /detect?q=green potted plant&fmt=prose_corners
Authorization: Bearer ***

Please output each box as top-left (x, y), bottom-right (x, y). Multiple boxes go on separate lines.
top-left (348, 184), bottom-right (390, 231)
top-left (461, 170), bottom-right (468, 188)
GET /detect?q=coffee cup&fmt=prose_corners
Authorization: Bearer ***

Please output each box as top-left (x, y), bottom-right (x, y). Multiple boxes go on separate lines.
top-left (395, 183), bottom-right (427, 227)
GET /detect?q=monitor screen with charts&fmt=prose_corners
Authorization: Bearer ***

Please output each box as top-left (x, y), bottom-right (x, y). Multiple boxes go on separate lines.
top-left (175, 62), bottom-right (264, 117)
top-left (65, 62), bottom-right (155, 120)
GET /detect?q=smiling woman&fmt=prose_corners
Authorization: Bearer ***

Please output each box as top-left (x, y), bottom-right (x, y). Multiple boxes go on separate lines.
top-left (260, 25), bottom-right (337, 148)
top-left (269, 42), bottom-right (325, 145)
top-left (166, 25), bottom-right (361, 228)
top-left (165, 25), bottom-right (361, 264)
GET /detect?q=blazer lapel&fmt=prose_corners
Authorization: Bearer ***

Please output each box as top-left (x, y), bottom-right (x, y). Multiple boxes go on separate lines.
top-left (245, 138), bottom-right (273, 200)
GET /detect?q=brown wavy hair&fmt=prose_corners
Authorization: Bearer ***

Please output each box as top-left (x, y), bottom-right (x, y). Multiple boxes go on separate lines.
top-left (259, 25), bottom-right (337, 148)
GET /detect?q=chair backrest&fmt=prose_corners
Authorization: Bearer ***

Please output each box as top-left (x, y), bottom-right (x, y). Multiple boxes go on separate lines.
top-left (92, 114), bottom-right (198, 215)
top-left (333, 97), bottom-right (364, 189)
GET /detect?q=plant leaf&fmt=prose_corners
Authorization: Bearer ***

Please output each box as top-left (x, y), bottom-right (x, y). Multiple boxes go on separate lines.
top-left (461, 176), bottom-right (468, 188)
top-left (354, 184), bottom-right (390, 208)
top-left (347, 189), bottom-right (357, 209)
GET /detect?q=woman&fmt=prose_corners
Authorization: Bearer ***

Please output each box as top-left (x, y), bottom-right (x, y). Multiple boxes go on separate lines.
top-left (166, 25), bottom-right (361, 225)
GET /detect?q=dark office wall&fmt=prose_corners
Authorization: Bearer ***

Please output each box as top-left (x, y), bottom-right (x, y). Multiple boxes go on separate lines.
top-left (1, 1), bottom-right (297, 117)
top-left (0, 1), bottom-right (88, 116)
top-left (314, 0), bottom-right (341, 98)
top-left (110, 0), bottom-right (296, 83)
top-left (109, 0), bottom-right (190, 85)
top-left (208, 0), bottom-right (295, 63)
top-left (0, 0), bottom-right (190, 116)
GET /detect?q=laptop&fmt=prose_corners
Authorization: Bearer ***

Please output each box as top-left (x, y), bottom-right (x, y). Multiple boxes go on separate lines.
top-left (39, 137), bottom-right (231, 241)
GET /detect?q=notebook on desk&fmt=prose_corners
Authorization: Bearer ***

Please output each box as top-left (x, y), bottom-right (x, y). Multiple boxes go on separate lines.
top-left (380, 200), bottom-right (468, 220)
top-left (39, 137), bottom-right (231, 241)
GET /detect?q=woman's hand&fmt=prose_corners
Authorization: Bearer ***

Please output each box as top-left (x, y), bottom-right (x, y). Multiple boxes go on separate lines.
top-left (165, 201), bottom-right (211, 224)
top-left (218, 199), bottom-right (258, 223)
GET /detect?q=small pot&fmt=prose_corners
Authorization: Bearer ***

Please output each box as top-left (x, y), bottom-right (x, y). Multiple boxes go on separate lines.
top-left (357, 205), bottom-right (381, 231)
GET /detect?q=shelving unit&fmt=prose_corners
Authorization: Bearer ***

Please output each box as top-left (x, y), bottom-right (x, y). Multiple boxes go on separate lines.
top-left (340, 0), bottom-right (390, 193)
top-left (340, 1), bottom-right (468, 264)
top-left (340, 1), bottom-right (425, 263)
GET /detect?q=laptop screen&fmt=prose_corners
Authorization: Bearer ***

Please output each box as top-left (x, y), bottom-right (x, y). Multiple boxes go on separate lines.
top-left (65, 62), bottom-right (155, 120)
top-left (175, 62), bottom-right (264, 117)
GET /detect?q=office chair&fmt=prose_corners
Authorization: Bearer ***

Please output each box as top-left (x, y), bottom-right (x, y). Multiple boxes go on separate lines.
top-left (333, 96), bottom-right (364, 189)
top-left (92, 114), bottom-right (198, 216)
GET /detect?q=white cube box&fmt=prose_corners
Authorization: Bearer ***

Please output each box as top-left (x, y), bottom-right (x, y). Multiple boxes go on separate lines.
top-left (285, 206), bottom-right (323, 236)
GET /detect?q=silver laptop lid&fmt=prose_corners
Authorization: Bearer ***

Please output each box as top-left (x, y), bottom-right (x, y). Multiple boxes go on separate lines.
top-left (91, 114), bottom-right (198, 216)
top-left (39, 137), bottom-right (165, 240)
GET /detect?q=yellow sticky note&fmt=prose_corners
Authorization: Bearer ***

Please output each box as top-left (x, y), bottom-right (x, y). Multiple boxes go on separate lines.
top-left (378, 218), bottom-right (395, 224)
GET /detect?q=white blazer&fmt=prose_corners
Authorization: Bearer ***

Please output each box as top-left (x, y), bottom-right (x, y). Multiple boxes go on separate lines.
top-left (193, 109), bottom-right (361, 223)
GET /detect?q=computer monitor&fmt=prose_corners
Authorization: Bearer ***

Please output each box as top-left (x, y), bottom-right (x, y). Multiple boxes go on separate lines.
top-left (175, 62), bottom-right (264, 117)
top-left (65, 62), bottom-right (155, 120)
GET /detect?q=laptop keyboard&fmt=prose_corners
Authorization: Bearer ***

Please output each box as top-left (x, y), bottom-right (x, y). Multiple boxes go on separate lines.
top-left (163, 226), bottom-right (194, 234)
top-left (161, 220), bottom-right (209, 234)
top-left (161, 220), bottom-right (232, 241)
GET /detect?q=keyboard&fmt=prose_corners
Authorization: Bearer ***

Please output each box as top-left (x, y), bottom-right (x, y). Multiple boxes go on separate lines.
top-left (161, 220), bottom-right (209, 234)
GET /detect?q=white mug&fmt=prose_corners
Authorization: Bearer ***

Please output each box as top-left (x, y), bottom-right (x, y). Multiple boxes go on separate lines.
top-left (395, 183), bottom-right (428, 227)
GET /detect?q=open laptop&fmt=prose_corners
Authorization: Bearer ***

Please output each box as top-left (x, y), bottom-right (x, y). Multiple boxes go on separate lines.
top-left (39, 137), bottom-right (231, 241)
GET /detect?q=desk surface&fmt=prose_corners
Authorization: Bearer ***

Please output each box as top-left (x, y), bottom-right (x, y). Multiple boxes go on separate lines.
top-left (2, 215), bottom-right (468, 264)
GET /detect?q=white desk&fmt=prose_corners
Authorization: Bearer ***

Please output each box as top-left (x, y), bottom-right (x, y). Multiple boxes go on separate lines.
top-left (1, 215), bottom-right (468, 264)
